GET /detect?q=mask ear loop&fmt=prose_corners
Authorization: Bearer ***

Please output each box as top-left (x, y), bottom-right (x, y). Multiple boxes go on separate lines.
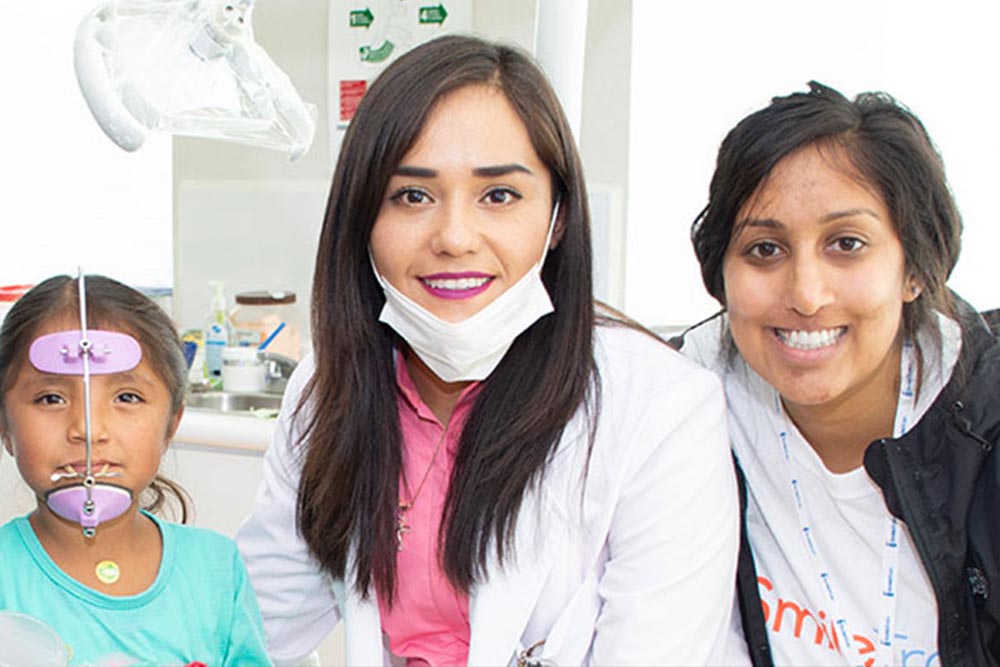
top-left (537, 199), bottom-right (560, 268)
top-left (76, 270), bottom-right (98, 538)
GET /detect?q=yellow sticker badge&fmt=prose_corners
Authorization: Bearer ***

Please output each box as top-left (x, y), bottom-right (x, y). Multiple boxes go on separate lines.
top-left (95, 560), bottom-right (121, 585)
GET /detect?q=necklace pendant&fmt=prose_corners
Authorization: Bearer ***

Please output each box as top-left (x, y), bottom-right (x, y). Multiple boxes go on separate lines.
top-left (396, 426), bottom-right (449, 552)
top-left (95, 559), bottom-right (120, 585)
top-left (396, 503), bottom-right (411, 551)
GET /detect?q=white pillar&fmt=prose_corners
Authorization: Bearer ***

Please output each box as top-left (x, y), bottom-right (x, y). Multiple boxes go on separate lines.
top-left (533, 0), bottom-right (589, 140)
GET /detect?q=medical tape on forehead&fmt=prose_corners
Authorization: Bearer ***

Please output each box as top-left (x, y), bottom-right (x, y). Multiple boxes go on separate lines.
top-left (29, 331), bottom-right (142, 375)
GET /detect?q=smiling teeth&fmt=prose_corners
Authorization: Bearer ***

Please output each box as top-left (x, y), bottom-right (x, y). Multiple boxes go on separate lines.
top-left (424, 277), bottom-right (490, 290)
top-left (778, 327), bottom-right (845, 350)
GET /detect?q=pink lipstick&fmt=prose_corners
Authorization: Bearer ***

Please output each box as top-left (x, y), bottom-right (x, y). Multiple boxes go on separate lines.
top-left (420, 272), bottom-right (494, 300)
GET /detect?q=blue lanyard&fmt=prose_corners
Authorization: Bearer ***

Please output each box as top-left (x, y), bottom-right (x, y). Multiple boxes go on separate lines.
top-left (773, 340), bottom-right (917, 666)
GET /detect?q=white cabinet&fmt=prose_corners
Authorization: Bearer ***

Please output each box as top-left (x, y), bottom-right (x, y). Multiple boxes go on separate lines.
top-left (166, 409), bottom-right (274, 535)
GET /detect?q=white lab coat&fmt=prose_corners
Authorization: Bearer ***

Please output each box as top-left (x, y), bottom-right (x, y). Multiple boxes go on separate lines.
top-left (236, 324), bottom-right (739, 666)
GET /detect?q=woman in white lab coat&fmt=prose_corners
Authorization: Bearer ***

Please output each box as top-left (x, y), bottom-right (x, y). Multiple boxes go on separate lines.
top-left (236, 35), bottom-right (739, 666)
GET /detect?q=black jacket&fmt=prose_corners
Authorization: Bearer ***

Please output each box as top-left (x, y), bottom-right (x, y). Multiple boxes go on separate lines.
top-left (700, 303), bottom-right (1000, 667)
top-left (737, 303), bottom-right (1000, 667)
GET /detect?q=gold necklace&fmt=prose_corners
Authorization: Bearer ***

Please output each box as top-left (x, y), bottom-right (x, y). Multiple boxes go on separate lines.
top-left (396, 422), bottom-right (450, 551)
top-left (95, 559), bottom-right (121, 584)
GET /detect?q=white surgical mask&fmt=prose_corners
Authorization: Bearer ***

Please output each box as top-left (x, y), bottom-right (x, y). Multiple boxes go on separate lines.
top-left (372, 201), bottom-right (560, 383)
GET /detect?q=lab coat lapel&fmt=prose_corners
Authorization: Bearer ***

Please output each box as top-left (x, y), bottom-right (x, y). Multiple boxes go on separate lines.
top-left (466, 419), bottom-right (588, 666)
top-left (466, 479), bottom-right (567, 666)
top-left (336, 573), bottom-right (385, 666)
top-left (341, 541), bottom-right (561, 667)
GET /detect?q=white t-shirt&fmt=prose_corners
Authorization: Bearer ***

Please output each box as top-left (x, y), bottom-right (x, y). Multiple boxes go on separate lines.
top-left (685, 314), bottom-right (962, 667)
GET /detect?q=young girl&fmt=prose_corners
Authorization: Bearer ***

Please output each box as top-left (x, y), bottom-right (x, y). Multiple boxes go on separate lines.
top-left (237, 35), bottom-right (739, 666)
top-left (0, 274), bottom-right (270, 666)
top-left (681, 82), bottom-right (1000, 666)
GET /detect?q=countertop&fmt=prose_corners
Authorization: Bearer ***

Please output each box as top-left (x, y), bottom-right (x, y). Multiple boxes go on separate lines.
top-left (173, 407), bottom-right (277, 453)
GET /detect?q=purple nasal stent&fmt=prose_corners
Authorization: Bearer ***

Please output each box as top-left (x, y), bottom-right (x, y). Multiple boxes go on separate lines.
top-left (45, 484), bottom-right (133, 529)
top-left (29, 331), bottom-right (141, 375)
top-left (35, 272), bottom-right (146, 538)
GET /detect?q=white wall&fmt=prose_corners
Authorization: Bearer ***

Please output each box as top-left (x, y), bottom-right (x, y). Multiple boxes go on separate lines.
top-left (0, 3), bottom-right (172, 289)
top-left (172, 0), bottom-right (332, 335)
top-left (173, 0), bottom-right (633, 331)
top-left (579, 1), bottom-right (631, 307)
top-left (628, 0), bottom-right (1000, 327)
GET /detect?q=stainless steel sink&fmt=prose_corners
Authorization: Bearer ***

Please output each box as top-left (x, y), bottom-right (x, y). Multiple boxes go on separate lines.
top-left (184, 353), bottom-right (295, 416)
top-left (184, 391), bottom-right (282, 416)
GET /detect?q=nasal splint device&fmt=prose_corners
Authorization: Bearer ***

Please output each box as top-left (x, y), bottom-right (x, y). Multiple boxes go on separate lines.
top-left (30, 274), bottom-right (142, 538)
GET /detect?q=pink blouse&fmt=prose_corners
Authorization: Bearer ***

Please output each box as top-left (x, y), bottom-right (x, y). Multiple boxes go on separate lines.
top-left (377, 354), bottom-right (481, 666)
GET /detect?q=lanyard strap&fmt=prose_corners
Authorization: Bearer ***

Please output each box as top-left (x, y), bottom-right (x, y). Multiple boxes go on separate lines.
top-left (774, 340), bottom-right (917, 667)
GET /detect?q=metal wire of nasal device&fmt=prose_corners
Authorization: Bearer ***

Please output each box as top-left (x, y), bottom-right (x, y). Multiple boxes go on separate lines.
top-left (39, 271), bottom-right (136, 538)
top-left (77, 270), bottom-right (99, 538)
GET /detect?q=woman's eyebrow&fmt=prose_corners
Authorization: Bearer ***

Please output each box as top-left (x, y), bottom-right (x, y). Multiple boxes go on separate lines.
top-left (735, 217), bottom-right (782, 232)
top-left (735, 207), bottom-right (882, 231)
top-left (393, 163), bottom-right (533, 178)
top-left (473, 163), bottom-right (532, 177)
top-left (821, 207), bottom-right (882, 223)
top-left (394, 165), bottom-right (437, 178)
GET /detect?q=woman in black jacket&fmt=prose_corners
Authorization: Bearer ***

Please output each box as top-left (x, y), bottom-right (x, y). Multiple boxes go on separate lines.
top-left (680, 81), bottom-right (1000, 666)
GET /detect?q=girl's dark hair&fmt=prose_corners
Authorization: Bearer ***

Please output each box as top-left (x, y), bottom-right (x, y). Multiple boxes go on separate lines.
top-left (691, 81), bottom-right (962, 337)
top-left (0, 275), bottom-right (191, 522)
top-left (299, 34), bottom-right (596, 600)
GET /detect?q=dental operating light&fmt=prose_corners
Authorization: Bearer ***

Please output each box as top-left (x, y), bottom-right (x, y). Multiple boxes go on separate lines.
top-left (74, 0), bottom-right (316, 159)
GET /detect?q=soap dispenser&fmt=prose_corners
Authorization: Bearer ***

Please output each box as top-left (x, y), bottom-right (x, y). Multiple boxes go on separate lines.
top-left (202, 281), bottom-right (235, 389)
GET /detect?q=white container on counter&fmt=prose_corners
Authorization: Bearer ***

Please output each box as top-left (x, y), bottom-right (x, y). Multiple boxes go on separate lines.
top-left (221, 346), bottom-right (265, 393)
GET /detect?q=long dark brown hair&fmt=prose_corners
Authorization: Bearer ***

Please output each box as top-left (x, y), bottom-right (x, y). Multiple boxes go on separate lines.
top-left (0, 275), bottom-right (192, 522)
top-left (691, 81), bottom-right (962, 338)
top-left (298, 35), bottom-right (597, 601)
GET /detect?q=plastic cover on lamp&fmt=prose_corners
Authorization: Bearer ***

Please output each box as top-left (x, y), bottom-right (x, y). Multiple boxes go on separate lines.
top-left (74, 0), bottom-right (317, 160)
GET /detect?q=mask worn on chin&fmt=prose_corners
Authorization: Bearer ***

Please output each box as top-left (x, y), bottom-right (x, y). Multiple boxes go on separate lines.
top-left (373, 201), bottom-right (560, 383)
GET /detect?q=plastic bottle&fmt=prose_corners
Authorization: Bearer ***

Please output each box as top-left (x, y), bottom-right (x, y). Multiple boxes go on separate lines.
top-left (202, 281), bottom-right (235, 389)
top-left (180, 329), bottom-right (205, 385)
top-left (230, 290), bottom-right (303, 360)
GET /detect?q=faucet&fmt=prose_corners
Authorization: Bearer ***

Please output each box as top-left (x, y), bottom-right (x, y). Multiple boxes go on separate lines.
top-left (261, 352), bottom-right (297, 394)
